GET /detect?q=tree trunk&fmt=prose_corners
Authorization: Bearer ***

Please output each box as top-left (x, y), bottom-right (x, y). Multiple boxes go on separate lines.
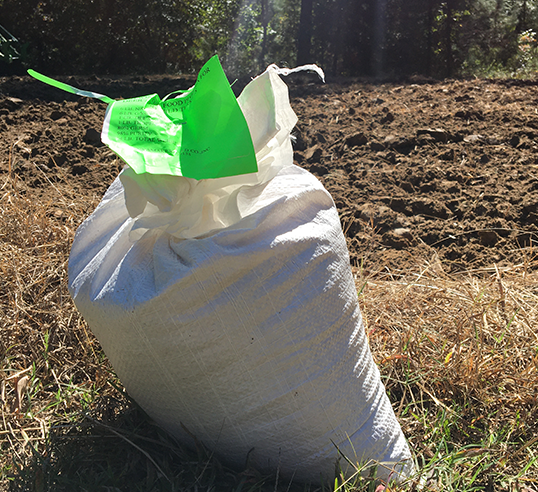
top-left (297, 0), bottom-right (313, 65)
top-left (445, 0), bottom-right (454, 77)
top-left (331, 0), bottom-right (346, 74)
top-left (259, 0), bottom-right (269, 70)
top-left (426, 0), bottom-right (434, 76)
top-left (518, 0), bottom-right (528, 32)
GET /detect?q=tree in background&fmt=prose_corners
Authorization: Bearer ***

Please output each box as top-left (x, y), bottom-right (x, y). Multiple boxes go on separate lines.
top-left (296, 0), bottom-right (313, 65)
top-left (461, 0), bottom-right (538, 77)
top-left (0, 0), bottom-right (206, 74)
top-left (1, 0), bottom-right (537, 78)
top-left (224, 0), bottom-right (298, 76)
top-left (382, 0), bottom-right (434, 77)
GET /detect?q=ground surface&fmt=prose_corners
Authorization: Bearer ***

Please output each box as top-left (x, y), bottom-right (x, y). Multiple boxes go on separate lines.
top-left (2, 73), bottom-right (538, 492)
top-left (1, 73), bottom-right (538, 275)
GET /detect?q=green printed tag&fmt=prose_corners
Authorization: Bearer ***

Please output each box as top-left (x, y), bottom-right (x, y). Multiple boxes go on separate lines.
top-left (28, 56), bottom-right (257, 180)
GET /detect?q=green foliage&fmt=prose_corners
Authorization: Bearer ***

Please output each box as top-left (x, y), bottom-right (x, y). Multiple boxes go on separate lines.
top-left (193, 0), bottom-right (241, 70)
top-left (459, 0), bottom-right (538, 78)
top-left (224, 0), bottom-right (263, 75)
top-left (2, 0), bottom-right (538, 78)
top-left (223, 0), bottom-right (299, 77)
top-left (0, 0), bottom-right (207, 74)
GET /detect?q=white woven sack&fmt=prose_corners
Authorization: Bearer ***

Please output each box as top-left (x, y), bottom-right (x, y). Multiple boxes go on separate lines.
top-left (68, 66), bottom-right (413, 483)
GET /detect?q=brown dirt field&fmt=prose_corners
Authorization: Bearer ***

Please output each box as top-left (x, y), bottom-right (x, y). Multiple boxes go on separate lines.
top-left (1, 74), bottom-right (538, 275)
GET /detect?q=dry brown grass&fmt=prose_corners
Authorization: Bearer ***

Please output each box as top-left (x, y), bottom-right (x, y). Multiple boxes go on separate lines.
top-left (1, 162), bottom-right (538, 491)
top-left (0, 166), bottom-right (118, 490)
top-left (358, 255), bottom-right (538, 489)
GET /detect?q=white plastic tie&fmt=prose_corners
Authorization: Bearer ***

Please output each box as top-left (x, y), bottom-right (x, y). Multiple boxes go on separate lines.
top-left (269, 64), bottom-right (325, 83)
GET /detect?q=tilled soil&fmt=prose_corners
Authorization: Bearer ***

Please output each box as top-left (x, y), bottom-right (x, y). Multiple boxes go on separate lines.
top-left (1, 74), bottom-right (538, 275)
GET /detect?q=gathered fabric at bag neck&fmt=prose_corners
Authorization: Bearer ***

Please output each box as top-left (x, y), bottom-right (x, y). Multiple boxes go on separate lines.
top-left (118, 64), bottom-right (305, 240)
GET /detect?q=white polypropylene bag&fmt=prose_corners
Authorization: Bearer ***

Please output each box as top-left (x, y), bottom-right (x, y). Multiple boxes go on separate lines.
top-left (68, 65), bottom-right (413, 483)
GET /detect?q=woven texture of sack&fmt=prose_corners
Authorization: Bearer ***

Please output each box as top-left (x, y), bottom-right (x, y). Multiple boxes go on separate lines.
top-left (68, 65), bottom-right (413, 483)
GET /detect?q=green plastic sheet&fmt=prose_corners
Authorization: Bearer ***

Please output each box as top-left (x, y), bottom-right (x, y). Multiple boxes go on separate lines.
top-left (28, 56), bottom-right (257, 179)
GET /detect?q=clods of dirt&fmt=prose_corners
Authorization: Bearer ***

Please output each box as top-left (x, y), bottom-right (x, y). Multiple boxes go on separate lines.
top-left (1, 75), bottom-right (537, 275)
top-left (291, 78), bottom-right (538, 273)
